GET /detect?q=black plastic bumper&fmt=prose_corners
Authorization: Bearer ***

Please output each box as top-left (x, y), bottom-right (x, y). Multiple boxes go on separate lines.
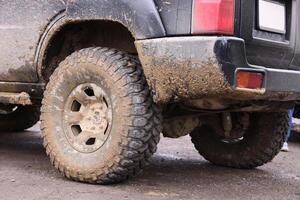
top-left (215, 38), bottom-right (300, 96)
top-left (136, 36), bottom-right (300, 103)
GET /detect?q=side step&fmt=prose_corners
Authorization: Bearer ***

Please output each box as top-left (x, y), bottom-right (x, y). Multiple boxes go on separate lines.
top-left (0, 92), bottom-right (32, 105)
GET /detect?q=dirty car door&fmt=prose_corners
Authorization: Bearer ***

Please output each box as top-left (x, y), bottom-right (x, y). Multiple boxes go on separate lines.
top-left (0, 0), bottom-right (66, 82)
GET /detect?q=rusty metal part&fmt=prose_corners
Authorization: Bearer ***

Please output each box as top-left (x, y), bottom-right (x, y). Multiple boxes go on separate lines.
top-left (163, 101), bottom-right (294, 125)
top-left (222, 112), bottom-right (232, 138)
top-left (0, 92), bottom-right (32, 106)
top-left (63, 83), bottom-right (112, 153)
top-left (220, 113), bottom-right (250, 144)
top-left (163, 117), bottom-right (199, 138)
top-left (183, 99), bottom-right (229, 110)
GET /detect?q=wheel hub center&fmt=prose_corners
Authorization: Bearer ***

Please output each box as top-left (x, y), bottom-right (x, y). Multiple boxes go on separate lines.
top-left (63, 83), bottom-right (112, 153)
top-left (80, 102), bottom-right (108, 133)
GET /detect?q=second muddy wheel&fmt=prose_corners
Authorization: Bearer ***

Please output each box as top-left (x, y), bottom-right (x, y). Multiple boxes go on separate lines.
top-left (41, 47), bottom-right (162, 184)
top-left (0, 105), bottom-right (40, 132)
top-left (190, 112), bottom-right (288, 169)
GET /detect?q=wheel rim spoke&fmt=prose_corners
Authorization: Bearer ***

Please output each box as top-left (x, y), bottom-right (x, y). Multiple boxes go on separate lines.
top-left (73, 88), bottom-right (96, 106)
top-left (65, 111), bottom-right (83, 125)
top-left (77, 131), bottom-right (98, 145)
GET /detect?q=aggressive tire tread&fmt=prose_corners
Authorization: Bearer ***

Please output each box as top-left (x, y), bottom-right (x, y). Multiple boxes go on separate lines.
top-left (41, 47), bottom-right (161, 184)
top-left (190, 112), bottom-right (289, 169)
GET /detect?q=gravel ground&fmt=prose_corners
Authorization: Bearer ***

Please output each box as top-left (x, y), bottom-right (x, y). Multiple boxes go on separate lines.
top-left (0, 124), bottom-right (299, 200)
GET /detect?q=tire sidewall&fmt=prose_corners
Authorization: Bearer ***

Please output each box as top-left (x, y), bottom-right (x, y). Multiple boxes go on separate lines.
top-left (43, 57), bottom-right (132, 172)
top-left (191, 112), bottom-right (288, 167)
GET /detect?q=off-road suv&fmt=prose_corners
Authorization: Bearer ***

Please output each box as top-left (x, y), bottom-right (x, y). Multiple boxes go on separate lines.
top-left (0, 0), bottom-right (299, 184)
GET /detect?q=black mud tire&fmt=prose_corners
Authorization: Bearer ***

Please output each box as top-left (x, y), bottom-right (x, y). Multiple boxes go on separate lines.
top-left (190, 112), bottom-right (289, 169)
top-left (41, 47), bottom-right (162, 184)
top-left (0, 105), bottom-right (40, 132)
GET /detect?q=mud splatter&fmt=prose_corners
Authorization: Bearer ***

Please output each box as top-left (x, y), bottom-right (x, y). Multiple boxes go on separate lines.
top-left (0, 92), bottom-right (32, 105)
top-left (136, 37), bottom-right (291, 103)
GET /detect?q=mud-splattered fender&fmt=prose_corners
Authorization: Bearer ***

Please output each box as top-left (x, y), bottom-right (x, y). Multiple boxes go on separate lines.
top-left (0, 0), bottom-right (66, 83)
top-left (35, 0), bottom-right (166, 81)
top-left (66, 0), bottom-right (166, 39)
top-left (136, 36), bottom-right (300, 103)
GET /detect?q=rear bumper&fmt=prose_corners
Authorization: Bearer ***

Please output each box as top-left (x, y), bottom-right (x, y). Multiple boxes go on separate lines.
top-left (135, 36), bottom-right (300, 103)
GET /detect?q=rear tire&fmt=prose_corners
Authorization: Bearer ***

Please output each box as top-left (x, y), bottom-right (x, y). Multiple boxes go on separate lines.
top-left (190, 112), bottom-right (288, 169)
top-left (0, 105), bottom-right (40, 132)
top-left (41, 47), bottom-right (162, 184)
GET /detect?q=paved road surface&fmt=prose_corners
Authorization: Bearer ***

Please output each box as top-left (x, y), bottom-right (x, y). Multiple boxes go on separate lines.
top-left (0, 124), bottom-right (299, 200)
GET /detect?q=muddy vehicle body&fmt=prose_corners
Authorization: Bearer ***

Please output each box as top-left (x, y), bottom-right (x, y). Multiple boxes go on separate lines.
top-left (1, 0), bottom-right (300, 183)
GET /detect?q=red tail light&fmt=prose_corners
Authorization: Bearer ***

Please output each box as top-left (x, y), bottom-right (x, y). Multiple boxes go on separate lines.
top-left (236, 71), bottom-right (265, 90)
top-left (192, 0), bottom-right (235, 35)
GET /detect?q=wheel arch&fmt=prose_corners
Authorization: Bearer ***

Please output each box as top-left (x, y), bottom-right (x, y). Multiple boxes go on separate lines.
top-left (66, 0), bottom-right (166, 39)
top-left (35, 0), bottom-right (166, 82)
